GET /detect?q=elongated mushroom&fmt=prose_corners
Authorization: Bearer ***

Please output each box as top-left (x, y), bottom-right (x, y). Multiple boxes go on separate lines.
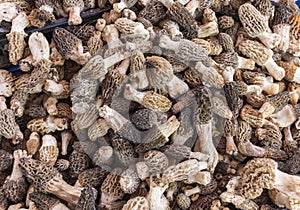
top-left (238, 3), bottom-right (281, 49)
top-left (99, 105), bottom-right (141, 143)
top-left (19, 156), bottom-right (88, 205)
top-left (6, 12), bottom-right (29, 65)
top-left (3, 150), bottom-right (28, 203)
top-left (53, 27), bottom-right (91, 65)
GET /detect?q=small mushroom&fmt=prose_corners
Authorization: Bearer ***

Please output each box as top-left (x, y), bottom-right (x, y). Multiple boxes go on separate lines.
top-left (122, 196), bottom-right (149, 210)
top-left (0, 149), bottom-right (13, 172)
top-left (111, 135), bottom-right (137, 166)
top-left (27, 115), bottom-right (68, 134)
top-left (0, 96), bottom-right (23, 144)
top-left (19, 156), bottom-right (88, 205)
top-left (62, 0), bottom-right (84, 25)
top-left (135, 116), bottom-right (180, 153)
top-left (124, 84), bottom-right (172, 113)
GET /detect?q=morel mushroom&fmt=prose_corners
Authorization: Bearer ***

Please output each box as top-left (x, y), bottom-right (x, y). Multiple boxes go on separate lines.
top-left (124, 84), bottom-right (172, 113)
top-left (99, 105), bottom-right (141, 143)
top-left (238, 39), bottom-right (285, 81)
top-left (0, 96), bottom-right (23, 144)
top-left (6, 12), bottom-right (29, 65)
top-left (240, 158), bottom-right (300, 201)
top-left (28, 0), bottom-right (56, 28)
top-left (238, 3), bottom-right (281, 49)
top-left (53, 27), bottom-right (91, 65)
top-left (19, 157), bottom-right (88, 205)
top-left (3, 150), bottom-right (28, 203)
top-left (29, 192), bottom-right (70, 210)
top-left (62, 0), bottom-right (84, 25)
top-left (135, 115), bottom-right (180, 153)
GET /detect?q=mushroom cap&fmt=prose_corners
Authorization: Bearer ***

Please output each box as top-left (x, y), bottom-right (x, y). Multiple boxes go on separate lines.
top-left (19, 157), bottom-right (58, 193)
top-left (54, 159), bottom-right (70, 172)
top-left (273, 4), bottom-right (290, 26)
top-left (238, 3), bottom-right (267, 37)
top-left (240, 158), bottom-right (277, 199)
top-left (78, 167), bottom-right (108, 188)
top-left (214, 51), bottom-right (238, 69)
top-left (111, 135), bottom-right (137, 166)
top-left (0, 150), bottom-right (13, 172)
top-left (0, 109), bottom-right (19, 140)
top-left (101, 168), bottom-right (125, 201)
top-left (75, 185), bottom-right (97, 210)
top-left (3, 177), bottom-right (28, 203)
top-left (122, 196), bottom-right (149, 210)
top-left (176, 193), bottom-right (191, 210)
top-left (119, 168), bottom-right (140, 194)
top-left (138, 1), bottom-right (167, 24)
top-left (131, 109), bottom-right (158, 130)
top-left (144, 150), bottom-right (169, 173)
top-left (53, 27), bottom-right (83, 59)
top-left (29, 192), bottom-right (60, 210)
top-left (69, 149), bottom-right (91, 178)
top-left (238, 39), bottom-right (272, 66)
top-left (218, 16), bottom-right (235, 30)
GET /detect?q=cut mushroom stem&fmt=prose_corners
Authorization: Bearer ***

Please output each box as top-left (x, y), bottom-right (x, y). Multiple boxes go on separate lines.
top-left (237, 56), bottom-right (255, 70)
top-left (257, 31), bottom-right (281, 49)
top-left (263, 56), bottom-right (285, 81)
top-left (68, 6), bottom-right (82, 25)
top-left (61, 131), bottom-right (72, 156)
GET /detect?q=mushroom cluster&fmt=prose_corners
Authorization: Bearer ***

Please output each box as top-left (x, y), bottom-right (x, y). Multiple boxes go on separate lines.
top-left (0, 0), bottom-right (299, 209)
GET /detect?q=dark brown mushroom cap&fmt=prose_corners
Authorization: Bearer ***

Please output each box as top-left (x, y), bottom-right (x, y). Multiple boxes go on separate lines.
top-left (69, 148), bottom-right (91, 179)
top-left (3, 177), bottom-right (28, 203)
top-left (78, 167), bottom-right (109, 188)
top-left (273, 4), bottom-right (290, 26)
top-left (266, 91), bottom-right (290, 113)
top-left (138, 1), bottom-right (167, 24)
top-left (0, 150), bottom-right (13, 172)
top-left (224, 82), bottom-right (243, 117)
top-left (218, 32), bottom-right (235, 52)
top-left (111, 135), bottom-right (137, 166)
top-left (66, 25), bottom-right (96, 43)
top-left (131, 109), bottom-right (158, 130)
top-left (19, 157), bottom-right (58, 193)
top-left (167, 1), bottom-right (198, 38)
top-left (196, 178), bottom-right (218, 195)
top-left (286, 151), bottom-right (300, 174)
top-left (75, 185), bottom-right (97, 210)
top-left (214, 51), bottom-right (238, 69)
top-left (240, 158), bottom-right (277, 199)
top-left (29, 192), bottom-right (60, 210)
top-left (53, 27), bottom-right (83, 59)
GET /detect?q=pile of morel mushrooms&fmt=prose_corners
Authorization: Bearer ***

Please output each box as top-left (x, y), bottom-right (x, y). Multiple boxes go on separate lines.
top-left (0, 0), bottom-right (300, 209)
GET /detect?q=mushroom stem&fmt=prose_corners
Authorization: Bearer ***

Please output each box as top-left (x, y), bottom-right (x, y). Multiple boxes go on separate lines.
top-left (68, 6), bottom-right (82, 25)
top-left (60, 131), bottom-right (72, 156)
top-left (11, 150), bottom-right (26, 180)
top-left (103, 52), bottom-right (130, 71)
top-left (194, 123), bottom-right (218, 172)
top-left (197, 21), bottom-right (219, 38)
top-left (123, 84), bottom-right (145, 104)
top-left (98, 105), bottom-right (128, 132)
top-left (237, 56), bottom-right (255, 70)
top-left (166, 76), bottom-right (189, 98)
top-left (257, 31), bottom-right (281, 49)
top-left (225, 136), bottom-right (238, 155)
top-left (263, 57), bottom-right (285, 81)
top-left (46, 173), bottom-right (83, 204)
top-left (159, 35), bottom-right (180, 52)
